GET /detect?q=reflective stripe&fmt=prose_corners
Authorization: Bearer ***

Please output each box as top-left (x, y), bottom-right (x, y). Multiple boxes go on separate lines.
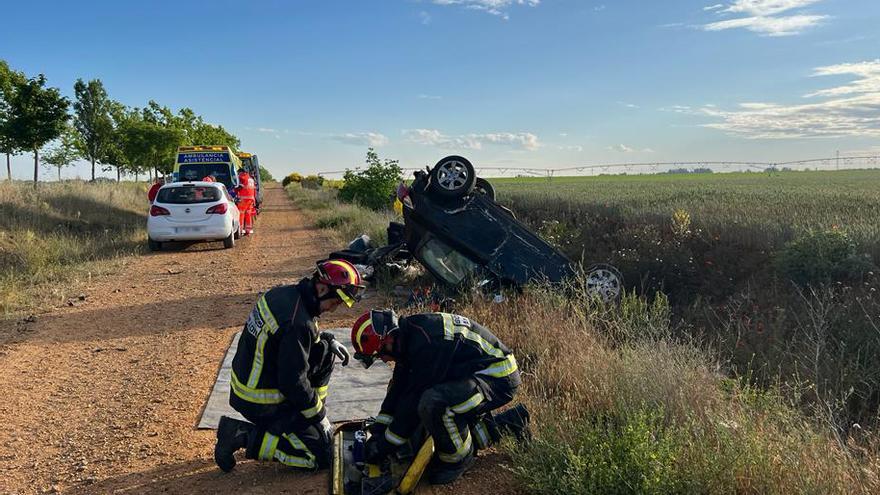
top-left (439, 410), bottom-right (472, 463)
top-left (259, 432), bottom-right (280, 461)
top-left (336, 288), bottom-right (355, 307)
top-left (246, 295), bottom-right (280, 389)
top-left (231, 371), bottom-right (285, 404)
top-left (474, 421), bottom-right (491, 449)
top-left (300, 396), bottom-right (324, 419)
top-left (257, 295), bottom-right (279, 334)
top-left (385, 428), bottom-right (407, 446)
top-left (354, 318), bottom-right (372, 350)
top-left (275, 433), bottom-right (316, 468)
top-left (439, 313), bottom-right (505, 359)
top-left (450, 392), bottom-right (484, 414)
top-left (441, 313), bottom-right (455, 341)
top-left (247, 330), bottom-right (269, 388)
top-left (375, 413), bottom-right (393, 425)
top-left (316, 385), bottom-right (329, 402)
top-left (476, 354), bottom-right (519, 378)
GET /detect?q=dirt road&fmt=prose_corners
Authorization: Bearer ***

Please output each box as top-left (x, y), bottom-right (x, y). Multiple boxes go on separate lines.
top-left (0, 184), bottom-right (521, 495)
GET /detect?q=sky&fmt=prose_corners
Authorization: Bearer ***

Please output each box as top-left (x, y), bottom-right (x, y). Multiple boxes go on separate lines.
top-left (1, 0), bottom-right (879, 180)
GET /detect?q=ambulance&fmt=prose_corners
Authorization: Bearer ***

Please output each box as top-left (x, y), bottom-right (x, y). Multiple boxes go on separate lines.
top-left (173, 145), bottom-right (242, 193)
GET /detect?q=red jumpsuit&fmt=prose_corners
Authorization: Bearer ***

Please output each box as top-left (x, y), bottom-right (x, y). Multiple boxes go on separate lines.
top-left (236, 173), bottom-right (257, 235)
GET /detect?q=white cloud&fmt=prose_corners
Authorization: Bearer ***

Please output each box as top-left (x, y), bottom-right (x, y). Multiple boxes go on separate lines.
top-left (618, 101), bottom-right (639, 109)
top-left (594, 4), bottom-right (606, 12)
top-left (256, 127), bottom-right (278, 133)
top-left (419, 11), bottom-right (432, 25)
top-left (431, 0), bottom-right (540, 19)
top-left (403, 128), bottom-right (541, 151)
top-left (700, 59), bottom-right (880, 138)
top-left (606, 144), bottom-right (654, 153)
top-left (330, 132), bottom-right (389, 147)
top-left (417, 94), bottom-right (442, 100)
top-left (701, 0), bottom-right (827, 36)
top-left (557, 145), bottom-right (584, 152)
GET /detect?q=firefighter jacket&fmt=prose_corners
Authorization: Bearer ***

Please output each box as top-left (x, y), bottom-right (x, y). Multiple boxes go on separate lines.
top-left (374, 313), bottom-right (520, 446)
top-left (230, 278), bottom-right (327, 424)
top-left (236, 176), bottom-right (256, 201)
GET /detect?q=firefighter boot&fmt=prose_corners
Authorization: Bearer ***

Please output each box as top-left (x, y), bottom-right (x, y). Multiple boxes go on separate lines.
top-left (427, 450), bottom-right (476, 485)
top-left (214, 416), bottom-right (255, 472)
top-left (493, 403), bottom-right (531, 441)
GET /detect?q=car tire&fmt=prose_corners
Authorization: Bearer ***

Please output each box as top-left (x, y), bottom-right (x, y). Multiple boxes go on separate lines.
top-left (234, 223), bottom-right (241, 240)
top-left (148, 239), bottom-right (162, 252)
top-left (474, 177), bottom-right (496, 201)
top-left (223, 232), bottom-right (235, 249)
top-left (429, 155), bottom-right (476, 199)
top-left (585, 263), bottom-right (623, 304)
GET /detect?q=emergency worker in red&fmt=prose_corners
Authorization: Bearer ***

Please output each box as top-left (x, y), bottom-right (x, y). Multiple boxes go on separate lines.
top-left (147, 177), bottom-right (162, 203)
top-left (351, 310), bottom-right (528, 485)
top-left (235, 170), bottom-right (257, 235)
top-left (214, 260), bottom-right (366, 473)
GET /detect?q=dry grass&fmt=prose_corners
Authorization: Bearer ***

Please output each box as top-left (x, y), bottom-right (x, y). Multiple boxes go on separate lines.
top-left (0, 180), bottom-right (147, 316)
top-left (455, 289), bottom-right (880, 494)
top-left (285, 183), bottom-right (396, 245)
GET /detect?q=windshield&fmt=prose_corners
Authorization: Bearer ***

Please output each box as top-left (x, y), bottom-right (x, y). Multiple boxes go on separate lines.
top-left (417, 237), bottom-right (479, 285)
top-left (178, 163), bottom-right (233, 187)
top-left (156, 186), bottom-right (221, 204)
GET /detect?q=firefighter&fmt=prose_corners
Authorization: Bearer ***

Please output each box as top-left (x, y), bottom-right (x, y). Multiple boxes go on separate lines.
top-left (351, 310), bottom-right (528, 484)
top-left (235, 169), bottom-right (257, 235)
top-left (214, 259), bottom-right (366, 473)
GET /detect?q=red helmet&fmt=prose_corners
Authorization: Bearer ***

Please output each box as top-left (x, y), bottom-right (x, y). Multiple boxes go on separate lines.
top-left (351, 309), bottom-right (398, 367)
top-left (315, 259), bottom-right (365, 307)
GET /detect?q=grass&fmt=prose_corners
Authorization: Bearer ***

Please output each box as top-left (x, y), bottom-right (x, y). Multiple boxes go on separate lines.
top-left (0, 180), bottom-right (147, 316)
top-left (285, 183), bottom-right (396, 245)
top-left (293, 170), bottom-right (880, 493)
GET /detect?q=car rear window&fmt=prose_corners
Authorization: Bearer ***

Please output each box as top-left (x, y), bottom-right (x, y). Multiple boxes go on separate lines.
top-left (156, 186), bottom-right (221, 204)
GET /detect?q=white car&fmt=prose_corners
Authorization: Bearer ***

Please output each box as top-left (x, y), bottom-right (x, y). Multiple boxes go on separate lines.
top-left (147, 182), bottom-right (241, 251)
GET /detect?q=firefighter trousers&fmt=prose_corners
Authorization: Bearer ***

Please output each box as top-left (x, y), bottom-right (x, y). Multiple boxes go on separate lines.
top-left (416, 373), bottom-right (519, 464)
top-left (238, 199), bottom-right (255, 233)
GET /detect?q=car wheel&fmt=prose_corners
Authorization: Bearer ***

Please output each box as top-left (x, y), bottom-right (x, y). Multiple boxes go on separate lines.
top-left (223, 232), bottom-right (235, 249)
top-left (234, 222), bottom-right (241, 240)
top-left (429, 155), bottom-right (476, 199)
top-left (474, 177), bottom-right (496, 200)
top-left (148, 239), bottom-right (162, 252)
top-left (585, 263), bottom-right (623, 303)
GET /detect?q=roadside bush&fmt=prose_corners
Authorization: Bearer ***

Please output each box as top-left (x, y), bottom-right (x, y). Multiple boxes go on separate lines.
top-left (301, 174), bottom-right (324, 190)
top-left (776, 229), bottom-right (874, 286)
top-left (258, 165), bottom-right (275, 182)
top-left (282, 172), bottom-right (303, 187)
top-left (337, 148), bottom-right (402, 211)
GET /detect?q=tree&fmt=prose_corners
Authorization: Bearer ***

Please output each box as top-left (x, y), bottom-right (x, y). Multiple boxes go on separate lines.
top-left (337, 148), bottom-right (403, 210)
top-left (0, 60), bottom-right (26, 181)
top-left (116, 107), bottom-right (183, 182)
top-left (43, 124), bottom-right (82, 181)
top-left (6, 74), bottom-right (69, 186)
top-left (73, 79), bottom-right (114, 181)
top-left (258, 166), bottom-right (274, 182)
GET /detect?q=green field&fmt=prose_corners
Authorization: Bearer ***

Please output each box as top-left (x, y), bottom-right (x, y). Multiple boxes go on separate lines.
top-left (494, 169), bottom-right (880, 259)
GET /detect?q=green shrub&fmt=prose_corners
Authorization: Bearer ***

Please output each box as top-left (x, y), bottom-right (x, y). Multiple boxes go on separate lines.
top-left (258, 165), bottom-right (275, 182)
top-left (776, 229), bottom-right (874, 286)
top-left (337, 148), bottom-right (402, 211)
top-left (301, 174), bottom-right (324, 190)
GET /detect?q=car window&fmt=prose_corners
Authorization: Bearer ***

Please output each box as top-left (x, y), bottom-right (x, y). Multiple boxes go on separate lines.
top-left (417, 237), bottom-right (478, 285)
top-left (156, 186), bottom-right (221, 204)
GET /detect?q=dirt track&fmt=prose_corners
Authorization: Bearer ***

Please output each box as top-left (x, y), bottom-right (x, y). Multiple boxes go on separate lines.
top-left (0, 184), bottom-right (521, 495)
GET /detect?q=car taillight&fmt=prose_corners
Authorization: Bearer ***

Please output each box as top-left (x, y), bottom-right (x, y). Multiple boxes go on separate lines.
top-left (150, 205), bottom-right (170, 216)
top-left (396, 182), bottom-right (413, 208)
top-left (206, 203), bottom-right (228, 214)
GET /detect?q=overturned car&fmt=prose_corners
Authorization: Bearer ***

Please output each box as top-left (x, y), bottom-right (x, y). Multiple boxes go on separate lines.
top-left (401, 156), bottom-right (623, 302)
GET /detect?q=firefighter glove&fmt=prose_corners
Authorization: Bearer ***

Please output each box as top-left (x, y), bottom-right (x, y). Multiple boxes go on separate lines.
top-left (318, 417), bottom-right (334, 444)
top-left (320, 331), bottom-right (350, 366)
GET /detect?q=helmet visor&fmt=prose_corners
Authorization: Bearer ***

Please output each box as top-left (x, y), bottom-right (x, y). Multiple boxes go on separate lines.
top-left (336, 288), bottom-right (356, 308)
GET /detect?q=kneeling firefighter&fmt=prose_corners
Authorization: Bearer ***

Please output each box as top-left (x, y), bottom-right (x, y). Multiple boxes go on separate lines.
top-left (351, 310), bottom-right (530, 485)
top-left (214, 259), bottom-right (366, 472)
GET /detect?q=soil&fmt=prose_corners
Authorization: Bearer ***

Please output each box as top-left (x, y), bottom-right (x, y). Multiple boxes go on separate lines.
top-left (0, 184), bottom-right (523, 495)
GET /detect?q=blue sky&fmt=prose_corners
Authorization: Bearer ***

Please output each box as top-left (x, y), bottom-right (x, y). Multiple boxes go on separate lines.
top-left (2, 0), bottom-right (879, 179)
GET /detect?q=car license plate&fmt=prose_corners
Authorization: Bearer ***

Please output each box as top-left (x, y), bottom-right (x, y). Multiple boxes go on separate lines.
top-left (176, 227), bottom-right (202, 233)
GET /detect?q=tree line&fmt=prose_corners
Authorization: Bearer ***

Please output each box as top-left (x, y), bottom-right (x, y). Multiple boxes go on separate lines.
top-left (0, 59), bottom-right (240, 184)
